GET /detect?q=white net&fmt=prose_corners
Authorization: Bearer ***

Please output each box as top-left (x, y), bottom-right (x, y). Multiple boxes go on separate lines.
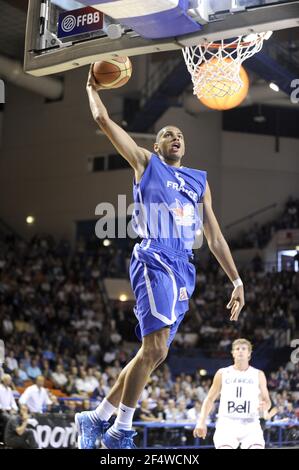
top-left (182, 32), bottom-right (271, 99)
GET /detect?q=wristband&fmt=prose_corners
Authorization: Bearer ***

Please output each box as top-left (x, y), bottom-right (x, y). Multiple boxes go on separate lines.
top-left (233, 278), bottom-right (243, 288)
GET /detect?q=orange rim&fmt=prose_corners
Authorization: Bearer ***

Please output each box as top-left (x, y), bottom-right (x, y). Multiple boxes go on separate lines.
top-left (203, 37), bottom-right (264, 50)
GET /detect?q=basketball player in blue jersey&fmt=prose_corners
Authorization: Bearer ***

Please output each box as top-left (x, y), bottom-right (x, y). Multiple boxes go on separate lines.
top-left (75, 66), bottom-right (245, 449)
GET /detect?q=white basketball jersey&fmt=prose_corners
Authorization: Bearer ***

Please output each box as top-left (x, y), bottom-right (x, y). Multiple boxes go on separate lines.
top-left (218, 365), bottom-right (260, 420)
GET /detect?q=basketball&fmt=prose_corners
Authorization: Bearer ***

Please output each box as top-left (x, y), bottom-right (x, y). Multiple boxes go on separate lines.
top-left (92, 57), bottom-right (132, 89)
top-left (197, 59), bottom-right (249, 111)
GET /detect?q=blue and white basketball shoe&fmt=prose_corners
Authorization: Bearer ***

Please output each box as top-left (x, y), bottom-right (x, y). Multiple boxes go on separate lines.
top-left (102, 428), bottom-right (137, 449)
top-left (75, 411), bottom-right (110, 449)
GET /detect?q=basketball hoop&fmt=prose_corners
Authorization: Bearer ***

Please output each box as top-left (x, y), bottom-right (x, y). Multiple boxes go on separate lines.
top-left (182, 32), bottom-right (272, 99)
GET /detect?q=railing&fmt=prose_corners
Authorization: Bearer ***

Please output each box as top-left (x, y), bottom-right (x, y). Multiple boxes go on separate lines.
top-left (133, 421), bottom-right (210, 449)
top-left (5, 405), bottom-right (298, 449)
top-left (265, 421), bottom-right (299, 448)
top-left (225, 203), bottom-right (278, 230)
top-left (133, 421), bottom-right (299, 449)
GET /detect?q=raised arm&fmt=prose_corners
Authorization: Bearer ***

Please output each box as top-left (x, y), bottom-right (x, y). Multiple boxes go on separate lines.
top-left (86, 65), bottom-right (151, 179)
top-left (193, 369), bottom-right (222, 439)
top-left (203, 182), bottom-right (245, 321)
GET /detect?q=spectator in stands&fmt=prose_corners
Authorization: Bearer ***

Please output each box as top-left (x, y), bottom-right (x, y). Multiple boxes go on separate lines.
top-left (65, 373), bottom-right (79, 396)
top-left (135, 400), bottom-right (160, 422)
top-left (5, 351), bottom-right (18, 373)
top-left (273, 405), bottom-right (291, 423)
top-left (176, 400), bottom-right (189, 422)
top-left (11, 369), bottom-right (22, 388)
top-left (194, 382), bottom-right (206, 403)
top-left (268, 372), bottom-right (279, 391)
top-left (0, 374), bottom-right (18, 441)
top-left (290, 369), bottom-right (299, 392)
top-left (26, 359), bottom-right (42, 380)
top-left (21, 351), bottom-right (31, 371)
top-left (41, 359), bottom-right (52, 381)
top-left (165, 399), bottom-right (178, 422)
top-left (81, 399), bottom-right (91, 412)
top-left (4, 404), bottom-right (39, 449)
top-left (91, 377), bottom-right (109, 402)
top-left (42, 345), bottom-right (56, 364)
top-left (0, 375), bottom-right (18, 413)
top-left (284, 403), bottom-right (298, 422)
top-left (277, 369), bottom-right (291, 392)
top-left (187, 400), bottom-right (202, 422)
top-left (75, 369), bottom-right (91, 396)
top-left (152, 399), bottom-right (167, 421)
top-left (51, 365), bottom-right (68, 390)
top-left (19, 376), bottom-right (52, 414)
top-left (85, 368), bottom-right (99, 394)
top-left (159, 369), bottom-right (173, 393)
top-left (64, 400), bottom-right (79, 415)
top-left (49, 394), bottom-right (64, 414)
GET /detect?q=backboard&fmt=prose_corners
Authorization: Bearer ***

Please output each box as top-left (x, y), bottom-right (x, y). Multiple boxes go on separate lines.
top-left (24, 1), bottom-right (299, 76)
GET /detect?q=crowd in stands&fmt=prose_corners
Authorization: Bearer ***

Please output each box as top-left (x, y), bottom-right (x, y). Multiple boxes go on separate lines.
top-left (230, 196), bottom-right (299, 249)
top-left (0, 360), bottom-right (298, 447)
top-left (177, 263), bottom-right (299, 351)
top-left (0, 209), bottom-right (299, 447)
top-left (2, 233), bottom-right (298, 360)
top-left (1, 361), bottom-right (299, 419)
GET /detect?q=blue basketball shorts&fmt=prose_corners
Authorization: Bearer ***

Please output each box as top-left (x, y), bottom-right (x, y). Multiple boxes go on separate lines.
top-left (129, 239), bottom-right (196, 347)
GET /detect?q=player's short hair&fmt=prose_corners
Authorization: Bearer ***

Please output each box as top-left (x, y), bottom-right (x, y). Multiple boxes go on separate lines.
top-left (155, 126), bottom-right (183, 143)
top-left (231, 338), bottom-right (252, 354)
top-left (156, 128), bottom-right (165, 142)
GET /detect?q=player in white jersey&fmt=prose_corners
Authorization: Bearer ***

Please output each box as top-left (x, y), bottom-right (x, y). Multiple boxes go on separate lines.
top-left (194, 338), bottom-right (271, 449)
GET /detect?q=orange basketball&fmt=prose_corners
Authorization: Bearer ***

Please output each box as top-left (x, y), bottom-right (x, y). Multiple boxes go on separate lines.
top-left (92, 57), bottom-right (132, 89)
top-left (198, 59), bottom-right (249, 111)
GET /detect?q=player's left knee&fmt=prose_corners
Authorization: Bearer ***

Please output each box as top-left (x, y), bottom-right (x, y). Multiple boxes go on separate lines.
top-left (140, 344), bottom-right (168, 366)
top-left (247, 444), bottom-right (265, 449)
top-left (143, 330), bottom-right (169, 365)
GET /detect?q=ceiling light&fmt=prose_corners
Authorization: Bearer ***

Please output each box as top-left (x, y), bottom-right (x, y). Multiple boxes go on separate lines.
top-left (26, 216), bottom-right (35, 225)
top-left (269, 82), bottom-right (280, 92)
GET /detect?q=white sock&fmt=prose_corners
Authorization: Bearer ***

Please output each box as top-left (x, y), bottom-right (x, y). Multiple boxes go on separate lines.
top-left (90, 398), bottom-right (117, 423)
top-left (113, 403), bottom-right (135, 431)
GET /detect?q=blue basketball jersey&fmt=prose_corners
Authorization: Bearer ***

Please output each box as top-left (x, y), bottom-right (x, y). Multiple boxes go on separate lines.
top-left (132, 154), bottom-right (207, 251)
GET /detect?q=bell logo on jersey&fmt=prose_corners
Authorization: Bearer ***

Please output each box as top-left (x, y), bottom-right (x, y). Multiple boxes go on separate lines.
top-left (228, 400), bottom-right (251, 414)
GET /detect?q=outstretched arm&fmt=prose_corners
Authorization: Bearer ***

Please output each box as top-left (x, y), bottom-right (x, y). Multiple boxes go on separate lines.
top-left (193, 370), bottom-right (222, 439)
top-left (86, 65), bottom-right (151, 175)
top-left (203, 182), bottom-right (245, 321)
